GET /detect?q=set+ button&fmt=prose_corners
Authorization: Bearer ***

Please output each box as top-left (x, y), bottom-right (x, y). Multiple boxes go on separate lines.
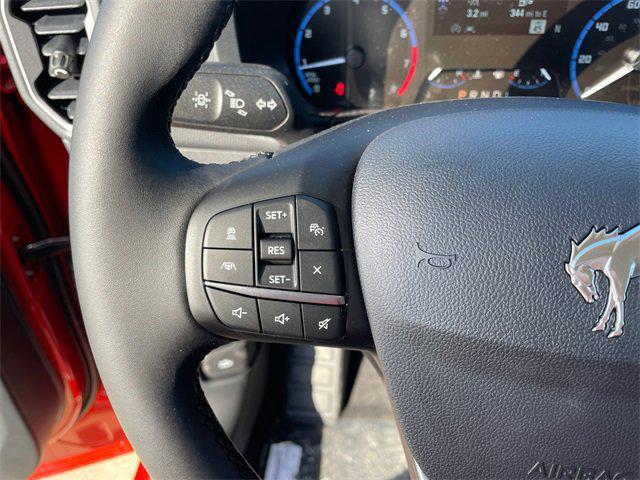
top-left (255, 197), bottom-right (295, 234)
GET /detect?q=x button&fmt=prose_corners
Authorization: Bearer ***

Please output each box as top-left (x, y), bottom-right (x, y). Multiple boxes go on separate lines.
top-left (299, 251), bottom-right (344, 294)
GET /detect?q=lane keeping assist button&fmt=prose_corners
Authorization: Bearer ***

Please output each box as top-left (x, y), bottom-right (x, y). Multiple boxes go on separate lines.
top-left (203, 249), bottom-right (253, 286)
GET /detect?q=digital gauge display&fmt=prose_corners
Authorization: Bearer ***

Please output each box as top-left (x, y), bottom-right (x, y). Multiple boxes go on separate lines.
top-left (233, 0), bottom-right (640, 112)
top-left (433, 0), bottom-right (568, 36)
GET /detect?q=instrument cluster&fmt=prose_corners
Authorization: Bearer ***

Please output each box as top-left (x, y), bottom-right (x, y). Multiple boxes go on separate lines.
top-left (236, 0), bottom-right (639, 113)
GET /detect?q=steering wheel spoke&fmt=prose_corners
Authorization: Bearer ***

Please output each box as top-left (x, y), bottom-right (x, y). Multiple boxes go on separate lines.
top-left (186, 145), bottom-right (372, 349)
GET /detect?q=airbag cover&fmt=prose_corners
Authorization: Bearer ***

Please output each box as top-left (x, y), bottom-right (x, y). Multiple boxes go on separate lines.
top-left (352, 101), bottom-right (639, 479)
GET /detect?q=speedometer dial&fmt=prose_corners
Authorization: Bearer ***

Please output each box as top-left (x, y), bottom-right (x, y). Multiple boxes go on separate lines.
top-left (293, 0), bottom-right (418, 110)
top-left (570, 0), bottom-right (640, 104)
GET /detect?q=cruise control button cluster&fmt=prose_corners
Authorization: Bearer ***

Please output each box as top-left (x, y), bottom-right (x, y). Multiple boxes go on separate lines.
top-left (255, 196), bottom-right (298, 290)
top-left (201, 196), bottom-right (346, 342)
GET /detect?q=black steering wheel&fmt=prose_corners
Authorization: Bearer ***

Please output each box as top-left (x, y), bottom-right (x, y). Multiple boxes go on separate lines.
top-left (69, 1), bottom-right (639, 479)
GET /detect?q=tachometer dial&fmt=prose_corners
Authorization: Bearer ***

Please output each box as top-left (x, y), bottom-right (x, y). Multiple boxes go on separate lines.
top-left (293, 0), bottom-right (418, 110)
top-left (570, 0), bottom-right (640, 104)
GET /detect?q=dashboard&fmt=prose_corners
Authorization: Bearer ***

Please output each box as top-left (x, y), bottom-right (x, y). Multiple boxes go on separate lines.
top-left (236, 0), bottom-right (640, 113)
top-left (2, 0), bottom-right (638, 158)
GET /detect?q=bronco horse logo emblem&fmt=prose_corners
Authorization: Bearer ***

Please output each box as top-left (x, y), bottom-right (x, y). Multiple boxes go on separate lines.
top-left (565, 224), bottom-right (639, 338)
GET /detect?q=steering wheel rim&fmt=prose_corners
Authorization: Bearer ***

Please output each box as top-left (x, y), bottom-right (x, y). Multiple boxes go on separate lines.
top-left (70, 1), bottom-right (258, 478)
top-left (70, 1), bottom-right (639, 479)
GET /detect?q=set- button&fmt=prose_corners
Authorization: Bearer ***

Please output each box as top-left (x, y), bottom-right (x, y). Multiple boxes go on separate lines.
top-left (258, 264), bottom-right (297, 290)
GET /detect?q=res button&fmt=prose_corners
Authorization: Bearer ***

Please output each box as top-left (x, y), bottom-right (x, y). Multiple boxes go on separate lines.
top-left (259, 237), bottom-right (294, 264)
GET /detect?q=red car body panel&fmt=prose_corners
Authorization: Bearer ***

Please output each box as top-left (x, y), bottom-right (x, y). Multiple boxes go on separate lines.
top-left (30, 388), bottom-right (134, 478)
top-left (1, 54), bottom-right (136, 477)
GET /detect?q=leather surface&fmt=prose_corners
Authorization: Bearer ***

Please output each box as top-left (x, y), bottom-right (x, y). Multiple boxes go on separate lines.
top-left (69, 1), bottom-right (256, 478)
top-left (353, 101), bottom-right (639, 479)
